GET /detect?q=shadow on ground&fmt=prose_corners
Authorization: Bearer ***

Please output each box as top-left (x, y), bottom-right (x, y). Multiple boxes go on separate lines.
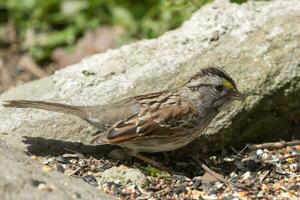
top-left (22, 135), bottom-right (215, 161)
top-left (22, 136), bottom-right (115, 159)
top-left (21, 136), bottom-right (207, 177)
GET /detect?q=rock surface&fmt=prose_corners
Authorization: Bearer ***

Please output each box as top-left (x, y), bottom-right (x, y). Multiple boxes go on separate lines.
top-left (0, 0), bottom-right (300, 198)
top-left (0, 139), bottom-right (112, 200)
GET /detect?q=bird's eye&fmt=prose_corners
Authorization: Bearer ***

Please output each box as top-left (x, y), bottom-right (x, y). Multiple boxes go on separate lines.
top-left (215, 84), bottom-right (224, 92)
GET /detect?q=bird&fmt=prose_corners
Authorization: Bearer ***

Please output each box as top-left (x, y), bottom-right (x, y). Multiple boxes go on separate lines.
top-left (3, 67), bottom-right (244, 172)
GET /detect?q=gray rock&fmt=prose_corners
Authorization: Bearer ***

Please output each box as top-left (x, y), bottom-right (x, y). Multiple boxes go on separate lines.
top-left (98, 165), bottom-right (146, 187)
top-left (0, 0), bottom-right (300, 198)
top-left (1, 0), bottom-right (300, 150)
top-left (0, 139), bottom-right (112, 200)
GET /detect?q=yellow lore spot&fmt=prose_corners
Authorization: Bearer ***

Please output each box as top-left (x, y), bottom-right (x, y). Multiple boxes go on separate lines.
top-left (223, 80), bottom-right (234, 90)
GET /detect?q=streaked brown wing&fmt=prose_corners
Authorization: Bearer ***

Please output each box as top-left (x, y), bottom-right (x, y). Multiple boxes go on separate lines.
top-left (89, 91), bottom-right (167, 144)
top-left (105, 94), bottom-right (196, 144)
top-left (84, 91), bottom-right (166, 128)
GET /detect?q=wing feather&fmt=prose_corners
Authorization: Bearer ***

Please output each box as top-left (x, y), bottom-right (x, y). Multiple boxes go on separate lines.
top-left (105, 95), bottom-right (197, 144)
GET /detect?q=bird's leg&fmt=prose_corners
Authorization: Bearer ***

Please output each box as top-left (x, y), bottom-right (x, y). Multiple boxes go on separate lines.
top-left (126, 150), bottom-right (173, 174)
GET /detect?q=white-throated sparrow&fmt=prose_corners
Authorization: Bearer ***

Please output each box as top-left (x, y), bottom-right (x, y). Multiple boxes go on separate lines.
top-left (3, 67), bottom-right (244, 171)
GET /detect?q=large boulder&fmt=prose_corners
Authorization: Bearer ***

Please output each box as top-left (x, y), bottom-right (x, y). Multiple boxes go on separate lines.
top-left (0, 0), bottom-right (300, 197)
top-left (0, 139), bottom-right (112, 199)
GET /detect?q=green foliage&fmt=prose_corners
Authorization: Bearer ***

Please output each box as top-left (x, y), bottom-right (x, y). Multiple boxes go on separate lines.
top-left (230, 0), bottom-right (269, 4)
top-left (0, 0), bottom-right (210, 61)
top-left (230, 0), bottom-right (248, 3)
top-left (142, 166), bottom-right (170, 177)
top-left (0, 0), bottom-right (263, 62)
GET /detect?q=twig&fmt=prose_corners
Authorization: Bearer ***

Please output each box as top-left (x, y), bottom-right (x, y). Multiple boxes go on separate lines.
top-left (279, 153), bottom-right (300, 161)
top-left (259, 170), bottom-right (270, 182)
top-left (241, 155), bottom-right (257, 163)
top-left (191, 156), bottom-right (248, 190)
top-left (232, 144), bottom-right (249, 159)
top-left (248, 140), bottom-right (300, 151)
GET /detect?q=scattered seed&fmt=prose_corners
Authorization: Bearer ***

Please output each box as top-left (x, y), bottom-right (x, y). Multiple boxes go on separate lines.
top-left (33, 144), bottom-right (300, 199)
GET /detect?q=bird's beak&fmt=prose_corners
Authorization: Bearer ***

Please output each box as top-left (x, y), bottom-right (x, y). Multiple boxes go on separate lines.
top-left (230, 89), bottom-right (245, 101)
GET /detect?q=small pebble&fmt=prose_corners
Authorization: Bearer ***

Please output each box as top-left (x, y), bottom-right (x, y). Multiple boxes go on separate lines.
top-left (33, 142), bottom-right (300, 199)
top-left (37, 183), bottom-right (53, 192)
top-left (289, 163), bottom-right (300, 173)
top-left (242, 171), bottom-right (251, 181)
top-left (56, 156), bottom-right (70, 164)
top-left (256, 149), bottom-right (263, 156)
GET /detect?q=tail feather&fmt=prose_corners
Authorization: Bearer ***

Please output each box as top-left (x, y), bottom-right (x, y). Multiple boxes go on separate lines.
top-left (3, 100), bottom-right (88, 119)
